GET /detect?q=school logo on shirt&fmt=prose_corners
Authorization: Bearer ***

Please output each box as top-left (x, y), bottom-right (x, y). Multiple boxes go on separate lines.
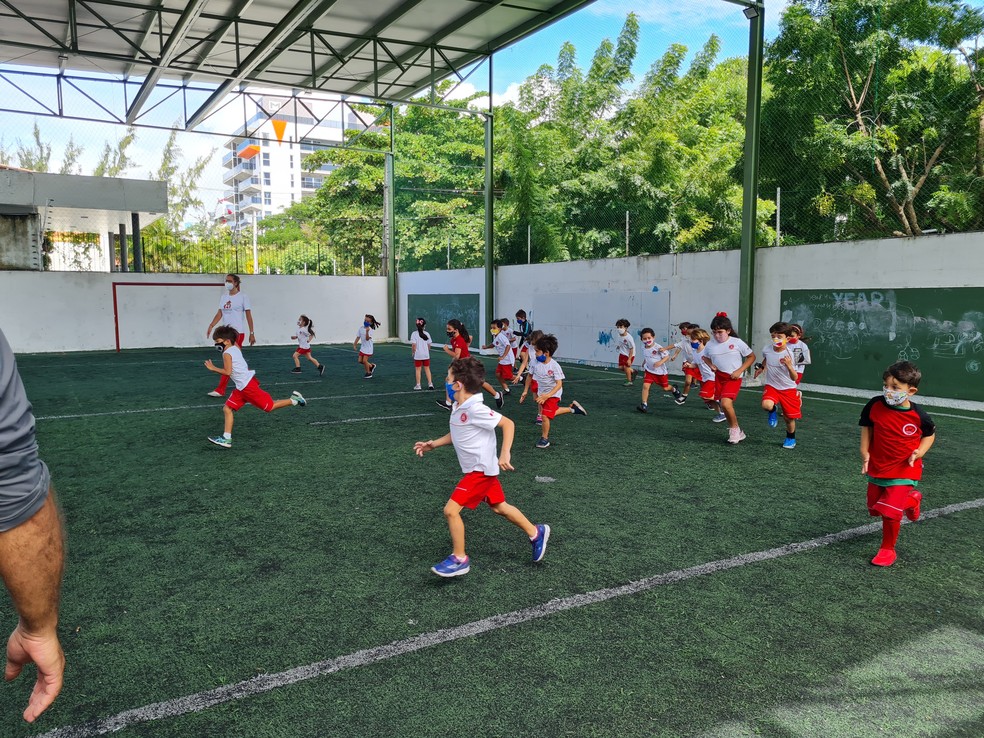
top-left (902, 423), bottom-right (918, 436)
top-left (728, 344), bottom-right (735, 350)
top-left (224, 301), bottom-right (232, 309)
top-left (460, 412), bottom-right (468, 422)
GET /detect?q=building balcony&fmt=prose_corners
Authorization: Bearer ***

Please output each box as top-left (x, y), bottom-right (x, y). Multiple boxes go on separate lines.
top-left (239, 177), bottom-right (261, 195)
top-left (222, 161), bottom-right (258, 185)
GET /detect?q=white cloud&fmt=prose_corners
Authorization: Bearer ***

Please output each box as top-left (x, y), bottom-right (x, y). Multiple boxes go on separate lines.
top-left (439, 81), bottom-right (523, 110)
top-left (585, 0), bottom-right (792, 34)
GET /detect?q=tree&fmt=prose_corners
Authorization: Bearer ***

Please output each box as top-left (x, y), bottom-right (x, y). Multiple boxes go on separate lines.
top-left (92, 126), bottom-right (136, 177)
top-left (16, 123), bottom-right (51, 171)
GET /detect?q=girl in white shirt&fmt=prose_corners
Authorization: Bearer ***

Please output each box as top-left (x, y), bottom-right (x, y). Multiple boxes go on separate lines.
top-left (411, 317), bottom-right (435, 390)
top-left (291, 315), bottom-right (324, 376)
top-left (702, 312), bottom-right (756, 444)
top-left (353, 314), bottom-right (380, 379)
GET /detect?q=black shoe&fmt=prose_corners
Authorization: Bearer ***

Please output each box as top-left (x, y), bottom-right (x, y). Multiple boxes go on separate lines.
top-left (318, 364), bottom-right (325, 377)
top-left (291, 367), bottom-right (301, 374)
top-left (495, 393), bottom-right (504, 409)
top-left (368, 363), bottom-right (376, 377)
top-left (675, 394), bottom-right (687, 405)
top-left (427, 384), bottom-right (435, 390)
top-left (436, 400), bottom-right (452, 412)
top-left (636, 403), bottom-right (648, 413)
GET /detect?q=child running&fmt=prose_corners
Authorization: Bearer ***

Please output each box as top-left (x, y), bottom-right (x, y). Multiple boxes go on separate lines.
top-left (636, 328), bottom-right (684, 413)
top-left (290, 315), bottom-right (324, 376)
top-left (354, 314), bottom-right (380, 379)
top-left (670, 322), bottom-right (700, 404)
top-left (514, 309), bottom-right (533, 368)
top-left (690, 328), bottom-right (724, 420)
top-left (521, 334), bottom-right (587, 448)
top-left (411, 317), bottom-right (435, 390)
top-left (614, 318), bottom-right (637, 385)
top-left (753, 322), bottom-right (801, 449)
top-left (860, 361), bottom-right (936, 567)
top-left (414, 357), bottom-right (550, 578)
top-left (787, 323), bottom-right (811, 384)
top-left (514, 329), bottom-right (545, 426)
top-left (702, 312), bottom-right (756, 444)
top-left (205, 326), bottom-right (306, 448)
top-left (482, 318), bottom-right (515, 399)
top-left (438, 320), bottom-right (504, 411)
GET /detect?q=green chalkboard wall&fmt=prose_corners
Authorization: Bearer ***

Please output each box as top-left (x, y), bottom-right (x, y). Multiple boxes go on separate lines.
top-left (780, 288), bottom-right (984, 401)
top-left (407, 294), bottom-right (481, 344)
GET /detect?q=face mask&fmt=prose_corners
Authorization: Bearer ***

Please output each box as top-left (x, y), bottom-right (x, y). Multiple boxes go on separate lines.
top-left (535, 354), bottom-right (547, 363)
top-left (516, 319), bottom-right (525, 325)
top-left (363, 321), bottom-right (371, 328)
top-left (690, 341), bottom-right (701, 349)
top-left (715, 333), bottom-right (729, 343)
top-left (491, 329), bottom-right (500, 336)
top-left (883, 386), bottom-right (910, 406)
top-left (416, 322), bottom-right (424, 328)
top-left (789, 337), bottom-right (799, 344)
top-left (617, 328), bottom-right (627, 335)
top-left (214, 343), bottom-right (225, 353)
top-left (772, 337), bottom-right (787, 348)
top-left (643, 340), bottom-right (654, 348)
top-left (224, 282), bottom-right (234, 291)
top-left (447, 331), bottom-right (455, 338)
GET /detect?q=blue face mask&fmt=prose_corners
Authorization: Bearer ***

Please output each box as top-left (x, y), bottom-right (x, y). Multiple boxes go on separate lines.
top-left (691, 341), bottom-right (701, 349)
top-left (363, 321), bottom-right (370, 328)
top-left (535, 354), bottom-right (547, 363)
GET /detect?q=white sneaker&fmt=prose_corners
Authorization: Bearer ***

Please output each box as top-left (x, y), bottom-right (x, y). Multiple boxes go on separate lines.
top-left (207, 390), bottom-right (223, 397)
top-left (727, 427), bottom-right (746, 444)
top-left (413, 384), bottom-right (422, 390)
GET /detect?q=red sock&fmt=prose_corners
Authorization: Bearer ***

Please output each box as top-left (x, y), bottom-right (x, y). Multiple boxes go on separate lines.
top-left (881, 517), bottom-right (901, 550)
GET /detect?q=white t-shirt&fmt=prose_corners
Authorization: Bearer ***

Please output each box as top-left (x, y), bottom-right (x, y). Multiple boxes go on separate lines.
top-left (506, 327), bottom-right (517, 349)
top-left (493, 332), bottom-right (514, 365)
top-left (760, 345), bottom-right (798, 391)
top-left (450, 393), bottom-right (503, 476)
top-left (674, 338), bottom-right (696, 364)
top-left (704, 336), bottom-right (753, 374)
top-left (694, 344), bottom-right (715, 381)
top-left (224, 345), bottom-right (255, 390)
top-left (356, 326), bottom-right (374, 355)
top-left (296, 327), bottom-right (312, 350)
top-left (614, 331), bottom-right (635, 357)
top-left (641, 342), bottom-right (671, 375)
top-left (411, 330), bottom-right (432, 360)
top-left (788, 340), bottom-right (811, 373)
top-left (219, 291), bottom-right (251, 334)
top-left (530, 357), bottom-right (565, 399)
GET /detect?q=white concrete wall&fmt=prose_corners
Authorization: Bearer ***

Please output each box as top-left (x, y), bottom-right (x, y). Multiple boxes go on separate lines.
top-left (0, 271), bottom-right (387, 353)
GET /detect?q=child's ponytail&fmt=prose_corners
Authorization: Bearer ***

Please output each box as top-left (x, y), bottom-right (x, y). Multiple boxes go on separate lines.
top-left (416, 317), bottom-right (428, 341)
top-left (300, 314), bottom-right (315, 338)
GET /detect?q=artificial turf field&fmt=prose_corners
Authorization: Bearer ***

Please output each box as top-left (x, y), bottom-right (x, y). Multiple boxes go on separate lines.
top-left (3, 342), bottom-right (984, 737)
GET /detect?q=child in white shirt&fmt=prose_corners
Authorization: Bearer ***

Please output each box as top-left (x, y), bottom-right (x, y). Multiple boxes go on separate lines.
top-left (520, 334), bottom-right (587, 449)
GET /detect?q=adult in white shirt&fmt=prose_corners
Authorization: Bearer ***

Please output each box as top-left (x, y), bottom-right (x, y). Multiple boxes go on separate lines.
top-left (205, 274), bottom-right (255, 397)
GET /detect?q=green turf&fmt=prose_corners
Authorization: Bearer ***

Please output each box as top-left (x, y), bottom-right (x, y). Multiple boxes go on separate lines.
top-left (2, 343), bottom-right (982, 736)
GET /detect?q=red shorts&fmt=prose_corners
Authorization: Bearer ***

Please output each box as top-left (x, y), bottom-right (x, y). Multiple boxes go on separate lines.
top-left (867, 483), bottom-right (920, 521)
top-left (451, 471), bottom-right (506, 509)
top-left (225, 377), bottom-right (274, 412)
top-left (358, 352), bottom-right (372, 360)
top-left (683, 365), bottom-right (703, 381)
top-left (295, 347), bottom-right (311, 355)
top-left (414, 359), bottom-right (430, 367)
top-left (496, 364), bottom-right (514, 381)
top-left (714, 370), bottom-right (742, 401)
top-left (762, 385), bottom-right (802, 419)
top-left (699, 378), bottom-right (717, 400)
top-left (618, 354), bottom-right (632, 368)
top-left (643, 372), bottom-right (670, 388)
top-left (530, 380), bottom-right (538, 393)
top-left (796, 372), bottom-right (804, 384)
top-left (538, 396), bottom-right (561, 418)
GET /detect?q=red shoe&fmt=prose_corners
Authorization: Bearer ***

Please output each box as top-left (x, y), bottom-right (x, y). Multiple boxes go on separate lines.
top-left (904, 491), bottom-right (922, 521)
top-left (871, 548), bottom-right (897, 567)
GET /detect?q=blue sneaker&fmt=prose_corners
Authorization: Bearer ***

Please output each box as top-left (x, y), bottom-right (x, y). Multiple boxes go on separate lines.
top-left (782, 437), bottom-right (797, 449)
top-left (431, 555), bottom-right (470, 577)
top-left (712, 412), bottom-right (727, 423)
top-left (535, 437), bottom-right (550, 449)
top-left (768, 409), bottom-right (778, 428)
top-left (208, 435), bottom-right (231, 448)
top-left (291, 391), bottom-right (306, 407)
top-left (531, 524), bottom-right (550, 562)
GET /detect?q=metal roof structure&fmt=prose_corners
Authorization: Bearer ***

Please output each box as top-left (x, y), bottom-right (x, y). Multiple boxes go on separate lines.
top-left (0, 0), bottom-right (597, 131)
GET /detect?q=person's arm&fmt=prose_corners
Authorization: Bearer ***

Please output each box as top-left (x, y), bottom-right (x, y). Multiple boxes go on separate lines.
top-left (497, 415), bottom-right (515, 470)
top-left (0, 489), bottom-right (65, 723)
top-left (520, 371), bottom-right (532, 402)
top-left (204, 352), bottom-right (233, 376)
top-left (414, 432), bottom-right (453, 456)
top-left (909, 434), bottom-right (935, 466)
top-left (206, 309), bottom-right (222, 339)
top-left (781, 353), bottom-right (797, 381)
top-left (245, 309), bottom-right (255, 345)
top-left (732, 351), bottom-right (756, 380)
top-left (860, 426), bottom-right (872, 475)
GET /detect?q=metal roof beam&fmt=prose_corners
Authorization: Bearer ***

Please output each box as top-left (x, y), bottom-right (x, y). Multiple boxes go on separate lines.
top-left (126, 0), bottom-right (209, 123)
top-left (182, 0), bottom-right (256, 81)
top-left (186, 0), bottom-right (342, 129)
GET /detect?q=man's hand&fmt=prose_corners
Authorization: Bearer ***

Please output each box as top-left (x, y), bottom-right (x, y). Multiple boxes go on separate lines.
top-left (6, 623), bottom-right (64, 723)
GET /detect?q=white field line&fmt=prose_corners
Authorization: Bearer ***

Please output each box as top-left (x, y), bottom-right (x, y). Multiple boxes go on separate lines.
top-left (38, 497), bottom-right (984, 738)
top-left (804, 394), bottom-right (984, 423)
top-left (309, 413), bottom-right (435, 426)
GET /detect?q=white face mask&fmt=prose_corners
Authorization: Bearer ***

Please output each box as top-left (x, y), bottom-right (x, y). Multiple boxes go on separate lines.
top-left (617, 328), bottom-right (627, 335)
top-left (883, 386), bottom-right (910, 406)
top-left (225, 282), bottom-right (234, 292)
top-left (643, 339), bottom-right (654, 348)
